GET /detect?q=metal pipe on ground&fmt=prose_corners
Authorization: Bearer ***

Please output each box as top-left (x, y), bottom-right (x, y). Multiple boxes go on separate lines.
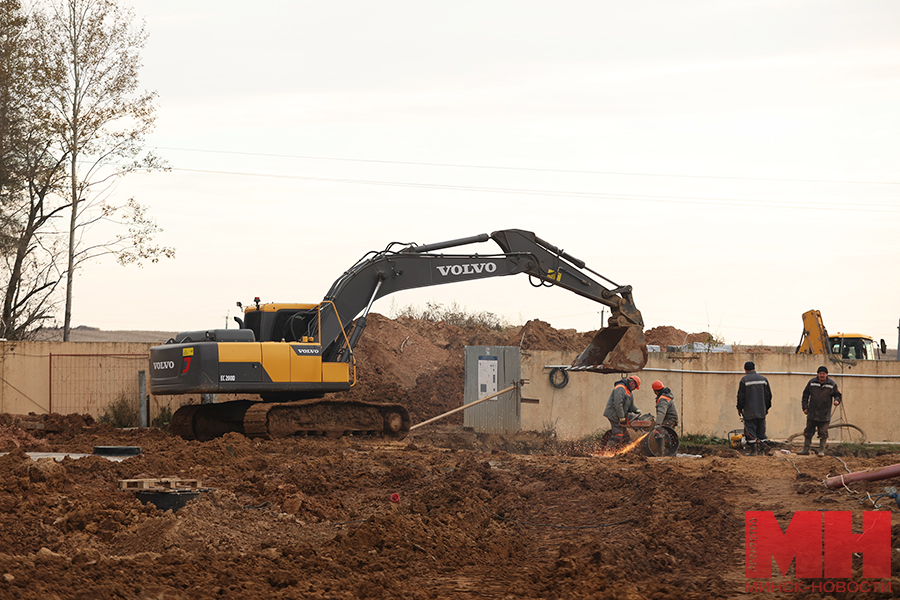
top-left (410, 383), bottom-right (519, 431)
top-left (824, 461), bottom-right (900, 489)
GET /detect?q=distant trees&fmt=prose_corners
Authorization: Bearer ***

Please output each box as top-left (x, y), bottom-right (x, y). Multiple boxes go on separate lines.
top-left (0, 0), bottom-right (172, 341)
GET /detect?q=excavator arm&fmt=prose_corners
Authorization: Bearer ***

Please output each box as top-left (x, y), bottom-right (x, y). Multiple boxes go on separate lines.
top-left (317, 229), bottom-right (645, 371)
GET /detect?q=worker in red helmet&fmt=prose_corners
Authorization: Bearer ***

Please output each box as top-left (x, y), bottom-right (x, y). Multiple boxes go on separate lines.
top-left (651, 380), bottom-right (679, 428)
top-left (602, 375), bottom-right (642, 448)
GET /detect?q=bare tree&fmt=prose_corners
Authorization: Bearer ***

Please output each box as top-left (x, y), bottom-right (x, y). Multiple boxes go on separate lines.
top-left (30, 0), bottom-right (172, 340)
top-left (0, 0), bottom-right (69, 340)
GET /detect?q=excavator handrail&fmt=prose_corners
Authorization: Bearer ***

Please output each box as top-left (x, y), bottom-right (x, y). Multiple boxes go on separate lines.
top-left (317, 299), bottom-right (358, 386)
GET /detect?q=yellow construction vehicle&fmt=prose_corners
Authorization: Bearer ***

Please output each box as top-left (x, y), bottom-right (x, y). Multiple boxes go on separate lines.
top-left (150, 229), bottom-right (648, 441)
top-left (796, 310), bottom-right (887, 360)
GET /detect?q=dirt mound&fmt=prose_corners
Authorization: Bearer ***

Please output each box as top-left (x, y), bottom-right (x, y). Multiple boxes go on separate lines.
top-left (336, 314), bottom-right (594, 426)
top-left (506, 318), bottom-right (596, 352)
top-left (1, 425), bottom-right (897, 599)
top-left (1, 314), bottom-right (898, 598)
top-left (644, 325), bottom-right (712, 348)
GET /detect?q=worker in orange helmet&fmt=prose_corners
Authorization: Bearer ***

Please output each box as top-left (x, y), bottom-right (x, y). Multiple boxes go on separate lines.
top-left (651, 380), bottom-right (679, 428)
top-left (602, 375), bottom-right (642, 448)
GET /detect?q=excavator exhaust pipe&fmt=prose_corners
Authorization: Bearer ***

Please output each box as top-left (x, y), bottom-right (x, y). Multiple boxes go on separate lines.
top-left (569, 325), bottom-right (648, 373)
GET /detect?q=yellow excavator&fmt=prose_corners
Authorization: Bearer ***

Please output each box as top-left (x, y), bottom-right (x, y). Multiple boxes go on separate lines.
top-left (149, 229), bottom-right (648, 441)
top-left (796, 309), bottom-right (887, 360)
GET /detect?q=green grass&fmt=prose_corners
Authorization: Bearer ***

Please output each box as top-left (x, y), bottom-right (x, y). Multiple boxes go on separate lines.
top-left (98, 394), bottom-right (139, 428)
top-left (679, 432), bottom-right (728, 446)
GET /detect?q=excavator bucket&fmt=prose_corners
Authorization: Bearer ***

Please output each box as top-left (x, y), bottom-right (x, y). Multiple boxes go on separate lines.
top-left (569, 325), bottom-right (648, 373)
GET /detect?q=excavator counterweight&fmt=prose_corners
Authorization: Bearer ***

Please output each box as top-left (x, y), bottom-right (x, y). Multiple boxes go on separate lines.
top-left (150, 228), bottom-right (647, 440)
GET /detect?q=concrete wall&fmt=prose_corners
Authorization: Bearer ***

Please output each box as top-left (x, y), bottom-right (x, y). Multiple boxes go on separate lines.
top-left (521, 350), bottom-right (900, 442)
top-left (4, 340), bottom-right (898, 442)
top-left (0, 341), bottom-right (192, 420)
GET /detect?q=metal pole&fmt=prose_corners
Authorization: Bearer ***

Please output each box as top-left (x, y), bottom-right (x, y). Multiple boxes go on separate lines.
top-left (410, 383), bottom-right (519, 430)
top-left (138, 371), bottom-right (148, 427)
top-left (49, 353), bottom-right (53, 415)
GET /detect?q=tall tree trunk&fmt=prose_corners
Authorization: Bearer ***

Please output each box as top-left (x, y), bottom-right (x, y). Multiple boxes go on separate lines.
top-left (63, 150), bottom-right (77, 341)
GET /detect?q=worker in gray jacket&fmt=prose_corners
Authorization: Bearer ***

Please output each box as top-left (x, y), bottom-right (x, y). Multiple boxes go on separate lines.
top-left (736, 361), bottom-right (772, 456)
top-left (798, 365), bottom-right (842, 456)
top-left (603, 375), bottom-right (641, 448)
top-left (651, 380), bottom-right (679, 427)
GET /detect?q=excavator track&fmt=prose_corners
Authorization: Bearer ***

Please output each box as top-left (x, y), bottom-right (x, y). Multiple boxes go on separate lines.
top-left (170, 399), bottom-right (410, 442)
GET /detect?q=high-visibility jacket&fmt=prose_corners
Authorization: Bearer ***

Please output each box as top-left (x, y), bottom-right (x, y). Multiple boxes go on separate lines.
top-left (603, 379), bottom-right (639, 421)
top-left (737, 371), bottom-right (772, 420)
top-left (654, 387), bottom-right (679, 427)
top-left (801, 376), bottom-right (841, 421)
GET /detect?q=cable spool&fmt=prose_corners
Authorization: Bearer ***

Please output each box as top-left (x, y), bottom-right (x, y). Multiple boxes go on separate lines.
top-left (549, 367), bottom-right (569, 389)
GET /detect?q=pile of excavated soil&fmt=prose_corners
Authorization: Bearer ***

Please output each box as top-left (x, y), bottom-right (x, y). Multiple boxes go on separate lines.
top-left (644, 326), bottom-right (713, 348)
top-left (334, 314), bottom-right (596, 426)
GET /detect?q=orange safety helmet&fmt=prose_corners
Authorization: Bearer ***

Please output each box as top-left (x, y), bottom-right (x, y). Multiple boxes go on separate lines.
top-left (651, 380), bottom-right (664, 392)
top-left (628, 375), bottom-right (641, 390)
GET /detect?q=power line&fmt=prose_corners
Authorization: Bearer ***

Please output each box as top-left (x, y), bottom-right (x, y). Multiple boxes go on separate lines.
top-left (152, 146), bottom-right (900, 186)
top-left (164, 166), bottom-right (900, 213)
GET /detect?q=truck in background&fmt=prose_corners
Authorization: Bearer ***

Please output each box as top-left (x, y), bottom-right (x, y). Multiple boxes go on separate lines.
top-left (796, 309), bottom-right (887, 360)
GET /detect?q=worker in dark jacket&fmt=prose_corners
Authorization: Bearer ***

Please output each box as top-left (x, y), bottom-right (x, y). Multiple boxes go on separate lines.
top-left (798, 366), bottom-right (842, 456)
top-left (603, 375), bottom-right (641, 448)
top-left (736, 361), bottom-right (772, 456)
top-left (651, 380), bottom-right (678, 427)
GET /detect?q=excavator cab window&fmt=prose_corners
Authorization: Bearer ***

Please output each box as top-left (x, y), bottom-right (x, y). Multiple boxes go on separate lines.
top-left (268, 309), bottom-right (319, 343)
top-left (244, 311), bottom-right (262, 341)
top-left (831, 338), bottom-right (867, 360)
top-left (289, 310), bottom-right (319, 344)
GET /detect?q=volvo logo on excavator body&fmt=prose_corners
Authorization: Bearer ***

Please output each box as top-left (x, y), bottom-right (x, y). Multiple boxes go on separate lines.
top-left (436, 262), bottom-right (498, 277)
top-left (152, 360), bottom-right (175, 370)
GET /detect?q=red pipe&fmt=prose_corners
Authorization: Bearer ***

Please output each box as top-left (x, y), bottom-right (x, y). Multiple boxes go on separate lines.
top-left (825, 462), bottom-right (900, 489)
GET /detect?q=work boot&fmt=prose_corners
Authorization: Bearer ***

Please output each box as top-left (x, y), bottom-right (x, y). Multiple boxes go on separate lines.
top-left (746, 443), bottom-right (758, 456)
top-left (798, 437), bottom-right (812, 455)
top-left (817, 438), bottom-right (827, 457)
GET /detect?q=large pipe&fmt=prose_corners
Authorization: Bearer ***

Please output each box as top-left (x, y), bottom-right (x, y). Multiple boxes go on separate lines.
top-left (824, 461), bottom-right (900, 489)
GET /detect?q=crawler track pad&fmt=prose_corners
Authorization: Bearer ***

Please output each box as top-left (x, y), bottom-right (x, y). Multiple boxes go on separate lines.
top-left (244, 399), bottom-right (410, 439)
top-left (171, 399), bottom-right (411, 441)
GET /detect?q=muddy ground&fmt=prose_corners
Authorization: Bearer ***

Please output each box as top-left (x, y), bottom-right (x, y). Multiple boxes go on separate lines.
top-left (0, 420), bottom-right (898, 600)
top-left (1, 316), bottom-right (898, 599)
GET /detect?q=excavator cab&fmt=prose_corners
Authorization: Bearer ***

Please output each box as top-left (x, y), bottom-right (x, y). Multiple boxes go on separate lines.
top-left (830, 334), bottom-right (886, 361)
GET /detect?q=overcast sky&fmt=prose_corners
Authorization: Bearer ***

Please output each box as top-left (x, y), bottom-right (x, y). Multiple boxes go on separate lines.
top-left (70, 0), bottom-right (900, 348)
